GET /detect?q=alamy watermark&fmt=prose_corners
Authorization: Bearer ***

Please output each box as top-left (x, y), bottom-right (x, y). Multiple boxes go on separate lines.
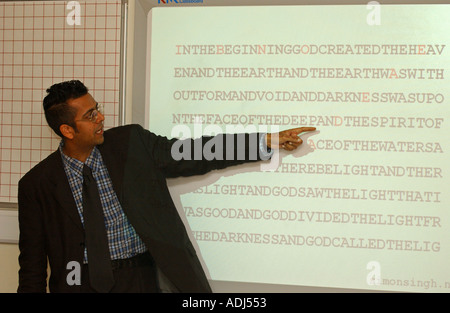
top-left (66, 1), bottom-right (81, 26)
top-left (170, 122), bottom-right (281, 172)
top-left (367, 1), bottom-right (381, 26)
top-left (366, 260), bottom-right (382, 286)
top-left (66, 260), bottom-right (81, 286)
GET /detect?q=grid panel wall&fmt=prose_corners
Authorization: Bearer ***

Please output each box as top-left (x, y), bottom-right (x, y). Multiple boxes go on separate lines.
top-left (0, 1), bottom-right (122, 203)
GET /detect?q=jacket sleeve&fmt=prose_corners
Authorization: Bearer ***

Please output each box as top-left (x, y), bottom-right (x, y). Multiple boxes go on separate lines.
top-left (134, 124), bottom-right (271, 178)
top-left (17, 176), bottom-right (48, 293)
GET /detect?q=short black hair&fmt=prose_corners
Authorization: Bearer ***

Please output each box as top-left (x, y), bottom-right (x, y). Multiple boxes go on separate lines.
top-left (43, 80), bottom-right (88, 138)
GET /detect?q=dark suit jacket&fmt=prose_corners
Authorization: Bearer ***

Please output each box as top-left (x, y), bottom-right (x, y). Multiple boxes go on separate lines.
top-left (17, 124), bottom-right (267, 293)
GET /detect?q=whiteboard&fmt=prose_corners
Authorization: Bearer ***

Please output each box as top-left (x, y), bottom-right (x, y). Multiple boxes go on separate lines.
top-left (0, 210), bottom-right (18, 243)
top-left (144, 3), bottom-right (450, 293)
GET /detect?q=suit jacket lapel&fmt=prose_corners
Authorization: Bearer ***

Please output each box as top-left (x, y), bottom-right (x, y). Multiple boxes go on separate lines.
top-left (47, 150), bottom-right (84, 231)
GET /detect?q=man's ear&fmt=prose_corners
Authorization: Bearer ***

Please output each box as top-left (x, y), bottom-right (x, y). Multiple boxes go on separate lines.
top-left (60, 124), bottom-right (75, 140)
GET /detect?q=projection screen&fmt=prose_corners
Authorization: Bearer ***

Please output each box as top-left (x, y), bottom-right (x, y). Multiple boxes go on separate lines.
top-left (144, 4), bottom-right (450, 292)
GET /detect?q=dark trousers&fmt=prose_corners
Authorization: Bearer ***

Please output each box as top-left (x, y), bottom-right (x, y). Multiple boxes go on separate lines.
top-left (80, 252), bottom-right (159, 293)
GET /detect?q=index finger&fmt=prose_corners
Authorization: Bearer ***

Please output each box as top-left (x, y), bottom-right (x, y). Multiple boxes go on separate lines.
top-left (288, 127), bottom-right (317, 135)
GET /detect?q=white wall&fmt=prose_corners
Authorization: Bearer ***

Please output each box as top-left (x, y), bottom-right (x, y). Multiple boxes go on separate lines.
top-left (0, 209), bottom-right (19, 293)
top-left (0, 244), bottom-right (19, 293)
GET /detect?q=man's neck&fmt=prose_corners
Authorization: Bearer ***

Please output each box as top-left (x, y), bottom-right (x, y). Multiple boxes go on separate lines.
top-left (61, 141), bottom-right (94, 163)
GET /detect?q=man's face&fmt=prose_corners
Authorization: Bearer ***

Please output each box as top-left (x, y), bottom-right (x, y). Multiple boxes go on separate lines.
top-left (67, 93), bottom-right (105, 149)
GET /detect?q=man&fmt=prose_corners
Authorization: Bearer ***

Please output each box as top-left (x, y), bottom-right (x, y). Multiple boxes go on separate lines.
top-left (17, 80), bottom-right (315, 293)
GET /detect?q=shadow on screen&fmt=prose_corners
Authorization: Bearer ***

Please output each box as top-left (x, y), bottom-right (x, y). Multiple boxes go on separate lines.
top-left (166, 130), bottom-right (319, 281)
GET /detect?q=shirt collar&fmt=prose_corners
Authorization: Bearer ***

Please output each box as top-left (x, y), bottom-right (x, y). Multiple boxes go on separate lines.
top-left (59, 141), bottom-right (102, 177)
